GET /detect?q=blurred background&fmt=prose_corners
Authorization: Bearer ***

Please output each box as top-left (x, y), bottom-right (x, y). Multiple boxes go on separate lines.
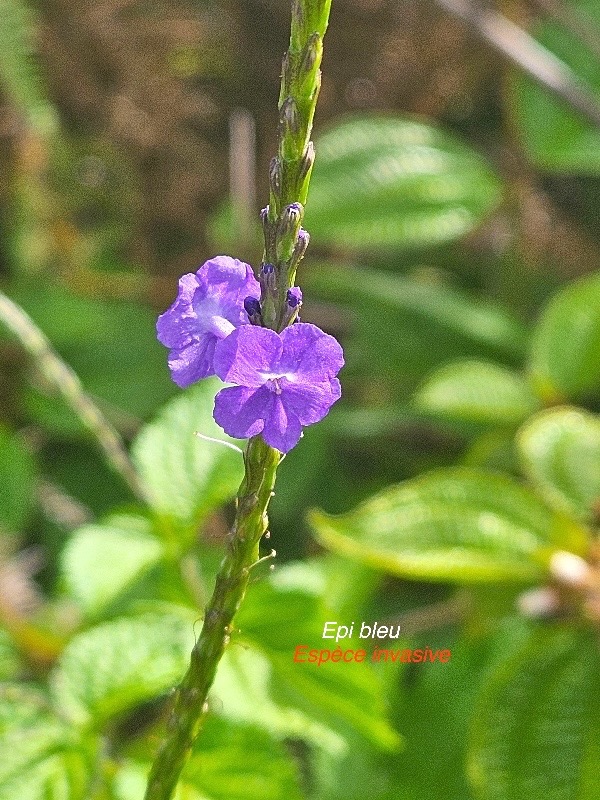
top-left (1, 0), bottom-right (600, 798)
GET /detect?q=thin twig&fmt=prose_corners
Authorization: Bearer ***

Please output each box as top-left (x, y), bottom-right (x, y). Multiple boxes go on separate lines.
top-left (529, 0), bottom-right (600, 62)
top-left (0, 290), bottom-right (147, 502)
top-left (435, 0), bottom-right (600, 129)
top-left (229, 108), bottom-right (257, 243)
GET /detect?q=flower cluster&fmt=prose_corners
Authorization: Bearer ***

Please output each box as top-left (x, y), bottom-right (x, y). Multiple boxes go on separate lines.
top-left (157, 255), bottom-right (343, 453)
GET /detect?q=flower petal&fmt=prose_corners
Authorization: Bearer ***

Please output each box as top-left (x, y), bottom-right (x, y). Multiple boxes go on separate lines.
top-left (157, 256), bottom-right (261, 388)
top-left (262, 395), bottom-right (303, 453)
top-left (278, 323), bottom-right (344, 381)
top-left (168, 338), bottom-right (216, 387)
top-left (280, 377), bottom-right (341, 425)
top-left (200, 256), bottom-right (260, 327)
top-left (214, 326), bottom-right (282, 388)
top-left (213, 385), bottom-right (271, 439)
top-left (156, 273), bottom-right (202, 348)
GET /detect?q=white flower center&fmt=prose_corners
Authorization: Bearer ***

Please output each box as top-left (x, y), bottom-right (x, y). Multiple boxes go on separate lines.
top-left (195, 297), bottom-right (235, 339)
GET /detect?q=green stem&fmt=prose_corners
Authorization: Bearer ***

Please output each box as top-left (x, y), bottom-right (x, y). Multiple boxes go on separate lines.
top-left (264, 0), bottom-right (332, 303)
top-left (144, 1), bottom-right (331, 796)
top-left (144, 438), bottom-right (279, 800)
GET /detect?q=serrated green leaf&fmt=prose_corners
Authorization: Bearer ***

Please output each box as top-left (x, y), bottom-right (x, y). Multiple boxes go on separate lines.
top-left (131, 380), bottom-right (244, 527)
top-left (0, 427), bottom-right (35, 532)
top-left (528, 272), bottom-right (600, 400)
top-left (306, 115), bottom-right (501, 249)
top-left (61, 514), bottom-right (164, 616)
top-left (468, 627), bottom-right (600, 800)
top-left (51, 611), bottom-right (195, 726)
top-left (114, 717), bottom-right (304, 800)
top-left (0, 685), bottom-right (92, 800)
top-left (512, 0), bottom-right (600, 172)
top-left (237, 565), bottom-right (400, 752)
top-left (518, 407), bottom-right (600, 523)
top-left (211, 644), bottom-right (343, 753)
top-left (414, 360), bottom-right (539, 425)
top-left (309, 468), bottom-right (588, 583)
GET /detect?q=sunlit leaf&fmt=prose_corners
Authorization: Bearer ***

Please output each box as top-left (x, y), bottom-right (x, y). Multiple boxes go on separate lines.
top-left (51, 612), bottom-right (195, 726)
top-left (0, 631), bottom-right (22, 681)
top-left (310, 468), bottom-right (588, 583)
top-left (61, 514), bottom-right (164, 616)
top-left (131, 379), bottom-right (244, 527)
top-left (414, 360), bottom-right (539, 425)
top-left (468, 627), bottom-right (600, 800)
top-left (518, 407), bottom-right (600, 523)
top-left (0, 685), bottom-right (92, 800)
top-left (114, 717), bottom-right (303, 800)
top-left (237, 565), bottom-right (400, 751)
top-left (528, 271), bottom-right (600, 401)
top-left (306, 116), bottom-right (501, 249)
top-left (211, 640), bottom-right (345, 753)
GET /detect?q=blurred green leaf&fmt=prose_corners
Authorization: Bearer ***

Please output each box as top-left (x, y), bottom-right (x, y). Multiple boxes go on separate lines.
top-left (131, 379), bottom-right (243, 528)
top-left (0, 0), bottom-right (58, 135)
top-left (528, 271), bottom-right (600, 400)
top-left (512, 0), bottom-right (600, 172)
top-left (414, 360), bottom-right (539, 425)
top-left (308, 265), bottom-right (527, 363)
top-left (51, 611), bottom-right (195, 726)
top-left (237, 565), bottom-right (400, 751)
top-left (518, 407), bottom-right (600, 523)
top-left (0, 685), bottom-right (92, 800)
top-left (114, 718), bottom-right (304, 800)
top-left (0, 631), bottom-right (22, 681)
top-left (0, 427), bottom-right (35, 532)
top-left (212, 643), bottom-right (343, 753)
top-left (306, 116), bottom-right (501, 249)
top-left (468, 627), bottom-right (600, 800)
top-left (310, 468), bottom-right (588, 583)
top-left (9, 282), bottom-right (176, 425)
top-left (61, 514), bottom-right (164, 617)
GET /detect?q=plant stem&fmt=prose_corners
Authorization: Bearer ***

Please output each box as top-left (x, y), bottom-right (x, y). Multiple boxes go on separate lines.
top-left (144, 438), bottom-right (279, 800)
top-left (144, 2), bottom-right (332, 796)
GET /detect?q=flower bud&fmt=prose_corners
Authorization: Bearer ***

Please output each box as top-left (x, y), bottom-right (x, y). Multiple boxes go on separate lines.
top-left (299, 141), bottom-right (315, 184)
top-left (269, 157), bottom-right (282, 197)
top-left (287, 286), bottom-right (302, 309)
top-left (301, 33), bottom-right (321, 76)
top-left (280, 96), bottom-right (300, 138)
top-left (259, 262), bottom-right (277, 293)
top-left (292, 228), bottom-right (310, 264)
top-left (281, 51), bottom-right (292, 90)
top-left (244, 296), bottom-right (263, 326)
top-left (278, 202), bottom-right (303, 238)
top-left (549, 551), bottom-right (591, 587)
top-left (281, 286), bottom-right (303, 327)
top-left (517, 587), bottom-right (560, 619)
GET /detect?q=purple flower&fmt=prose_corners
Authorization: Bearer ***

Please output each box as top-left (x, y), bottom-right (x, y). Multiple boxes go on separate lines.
top-left (212, 323), bottom-right (343, 453)
top-left (157, 256), bottom-right (260, 387)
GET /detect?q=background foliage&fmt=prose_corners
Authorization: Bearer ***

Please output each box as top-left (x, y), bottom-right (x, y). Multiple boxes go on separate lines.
top-left (1, 0), bottom-right (600, 798)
